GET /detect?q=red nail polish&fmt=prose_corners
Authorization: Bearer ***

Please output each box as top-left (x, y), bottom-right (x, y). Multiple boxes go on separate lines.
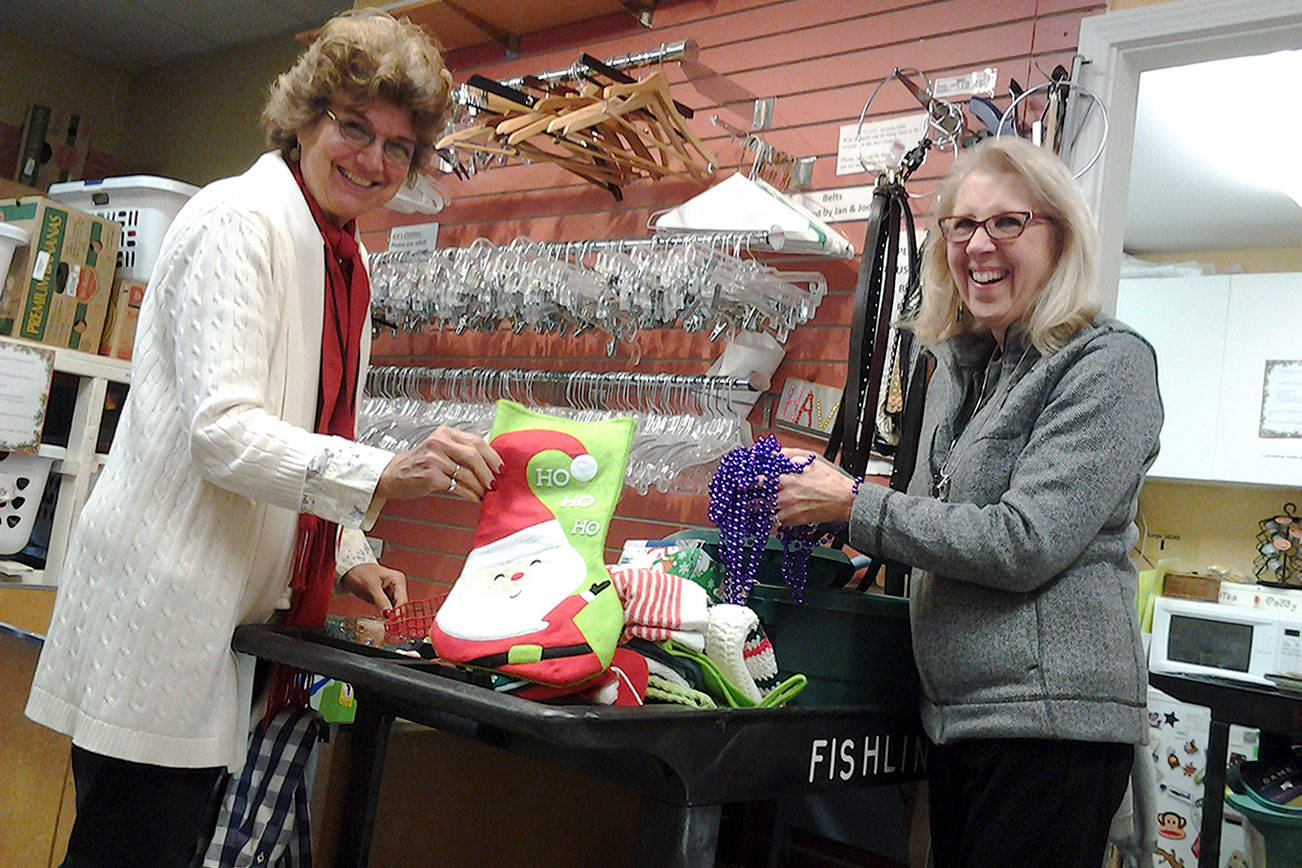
top-left (489, 480), bottom-right (498, 491)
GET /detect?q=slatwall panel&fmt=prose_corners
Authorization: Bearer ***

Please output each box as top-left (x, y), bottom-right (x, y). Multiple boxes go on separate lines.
top-left (336, 0), bottom-right (1106, 617)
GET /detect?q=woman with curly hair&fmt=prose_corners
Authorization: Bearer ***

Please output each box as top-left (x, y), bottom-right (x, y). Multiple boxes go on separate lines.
top-left (27, 11), bottom-right (499, 866)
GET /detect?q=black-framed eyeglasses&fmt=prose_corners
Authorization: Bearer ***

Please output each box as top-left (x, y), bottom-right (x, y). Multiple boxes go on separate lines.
top-left (323, 108), bottom-right (416, 167)
top-left (937, 211), bottom-right (1051, 243)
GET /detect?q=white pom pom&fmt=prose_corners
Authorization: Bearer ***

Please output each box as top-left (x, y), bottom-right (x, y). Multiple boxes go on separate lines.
top-left (571, 454), bottom-right (598, 482)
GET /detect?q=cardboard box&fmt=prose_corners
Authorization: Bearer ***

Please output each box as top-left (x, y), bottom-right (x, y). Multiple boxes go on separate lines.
top-left (0, 179), bottom-right (44, 201)
top-left (14, 104), bottom-right (92, 190)
top-left (0, 196), bottom-right (121, 352)
top-left (98, 276), bottom-right (145, 360)
top-left (1161, 570), bottom-right (1222, 602)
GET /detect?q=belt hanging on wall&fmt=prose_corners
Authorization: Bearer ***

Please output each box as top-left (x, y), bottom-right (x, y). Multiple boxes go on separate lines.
top-left (824, 68), bottom-right (964, 595)
top-left (823, 149), bottom-right (928, 596)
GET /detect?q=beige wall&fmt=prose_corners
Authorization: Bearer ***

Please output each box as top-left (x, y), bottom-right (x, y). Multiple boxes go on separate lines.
top-left (0, 32), bottom-right (131, 162)
top-left (124, 34), bottom-right (303, 185)
top-left (1138, 480), bottom-right (1302, 579)
top-left (1, 32), bottom-right (300, 187)
top-left (1130, 247), bottom-right (1302, 274)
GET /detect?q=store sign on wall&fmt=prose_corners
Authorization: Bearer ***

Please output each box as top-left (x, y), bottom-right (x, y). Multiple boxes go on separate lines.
top-left (388, 222), bottom-right (440, 254)
top-left (790, 186), bottom-right (878, 223)
top-left (776, 378), bottom-right (842, 438)
top-left (835, 66), bottom-right (998, 176)
top-left (836, 114), bottom-right (928, 176)
top-left (0, 338), bottom-right (54, 452)
top-left (931, 67), bottom-right (998, 99)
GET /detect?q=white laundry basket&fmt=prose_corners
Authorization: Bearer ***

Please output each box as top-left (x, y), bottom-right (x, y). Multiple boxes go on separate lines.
top-left (0, 452), bottom-right (53, 555)
top-left (47, 175), bottom-right (199, 281)
top-left (0, 222), bottom-right (29, 286)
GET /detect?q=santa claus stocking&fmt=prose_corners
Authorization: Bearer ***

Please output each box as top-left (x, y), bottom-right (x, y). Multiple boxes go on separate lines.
top-left (430, 401), bottom-right (634, 687)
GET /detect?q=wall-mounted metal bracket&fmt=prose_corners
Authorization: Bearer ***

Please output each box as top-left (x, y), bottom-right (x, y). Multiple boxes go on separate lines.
top-left (618, 1), bottom-right (657, 28)
top-left (791, 156), bottom-right (816, 191)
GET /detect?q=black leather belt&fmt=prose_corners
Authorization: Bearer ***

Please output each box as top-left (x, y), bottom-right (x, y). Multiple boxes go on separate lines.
top-left (824, 142), bottom-right (932, 594)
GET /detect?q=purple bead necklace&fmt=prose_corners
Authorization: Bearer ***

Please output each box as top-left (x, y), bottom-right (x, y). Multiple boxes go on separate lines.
top-left (708, 435), bottom-right (817, 604)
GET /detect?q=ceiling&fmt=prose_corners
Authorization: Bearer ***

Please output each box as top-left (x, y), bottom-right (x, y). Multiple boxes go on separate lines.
top-left (0, 0), bottom-right (351, 72)
top-left (0, 0), bottom-right (648, 72)
top-left (3, 2), bottom-right (1297, 258)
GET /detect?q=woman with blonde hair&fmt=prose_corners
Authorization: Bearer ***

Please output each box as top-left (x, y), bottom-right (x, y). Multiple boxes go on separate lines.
top-left (28, 11), bottom-right (500, 866)
top-left (776, 136), bottom-right (1162, 866)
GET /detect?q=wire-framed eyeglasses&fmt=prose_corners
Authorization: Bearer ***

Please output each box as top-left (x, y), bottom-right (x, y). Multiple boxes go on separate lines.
top-left (937, 211), bottom-right (1052, 243)
top-left (323, 108), bottom-right (416, 167)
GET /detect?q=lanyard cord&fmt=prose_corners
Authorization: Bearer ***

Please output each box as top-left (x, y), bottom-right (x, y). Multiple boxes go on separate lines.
top-left (931, 344), bottom-right (1031, 501)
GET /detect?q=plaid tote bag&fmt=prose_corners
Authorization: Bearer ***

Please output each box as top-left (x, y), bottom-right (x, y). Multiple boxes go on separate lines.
top-left (202, 707), bottom-right (324, 867)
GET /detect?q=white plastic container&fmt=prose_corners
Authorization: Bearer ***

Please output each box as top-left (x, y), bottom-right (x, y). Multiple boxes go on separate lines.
top-left (0, 452), bottom-right (52, 555)
top-left (48, 175), bottom-right (199, 281)
top-left (0, 222), bottom-right (29, 286)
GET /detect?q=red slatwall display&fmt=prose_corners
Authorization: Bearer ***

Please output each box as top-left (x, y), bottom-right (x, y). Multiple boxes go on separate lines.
top-left (340, 0), bottom-right (1105, 617)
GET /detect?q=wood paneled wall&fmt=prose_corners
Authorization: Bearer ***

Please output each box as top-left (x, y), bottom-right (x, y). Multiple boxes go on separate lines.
top-left (337, 0), bottom-right (1105, 615)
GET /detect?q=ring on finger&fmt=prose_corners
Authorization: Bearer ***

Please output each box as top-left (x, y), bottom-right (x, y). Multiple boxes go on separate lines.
top-left (447, 477), bottom-right (458, 493)
top-left (450, 464), bottom-right (461, 481)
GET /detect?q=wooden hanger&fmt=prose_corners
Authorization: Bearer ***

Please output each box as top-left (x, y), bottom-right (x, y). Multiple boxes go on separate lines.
top-left (436, 122), bottom-right (516, 157)
top-left (515, 139), bottom-right (626, 199)
top-left (587, 74), bottom-right (713, 179)
top-left (466, 75), bottom-right (535, 113)
top-left (499, 88), bottom-right (601, 145)
top-left (579, 53), bottom-right (695, 119)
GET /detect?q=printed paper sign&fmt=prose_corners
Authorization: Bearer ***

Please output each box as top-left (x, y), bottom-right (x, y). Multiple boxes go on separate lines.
top-left (388, 222), bottom-right (440, 254)
top-left (790, 186), bottom-right (878, 223)
top-left (1260, 359), bottom-right (1302, 438)
top-left (931, 67), bottom-right (998, 99)
top-left (0, 338), bottom-right (55, 452)
top-left (837, 113), bottom-right (928, 175)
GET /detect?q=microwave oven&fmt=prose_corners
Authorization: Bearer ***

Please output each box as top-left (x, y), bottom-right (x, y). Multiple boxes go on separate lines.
top-left (1149, 596), bottom-right (1302, 686)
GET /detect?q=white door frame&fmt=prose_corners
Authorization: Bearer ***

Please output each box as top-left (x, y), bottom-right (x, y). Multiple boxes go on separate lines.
top-left (1075, 0), bottom-right (1302, 311)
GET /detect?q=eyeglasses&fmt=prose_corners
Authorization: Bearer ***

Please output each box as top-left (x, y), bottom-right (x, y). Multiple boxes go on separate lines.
top-left (323, 109), bottom-right (416, 167)
top-left (937, 211), bottom-right (1051, 243)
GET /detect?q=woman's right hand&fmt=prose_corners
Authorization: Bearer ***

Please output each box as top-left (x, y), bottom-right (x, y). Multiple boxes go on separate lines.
top-left (775, 449), bottom-right (860, 527)
top-left (375, 427), bottom-right (502, 503)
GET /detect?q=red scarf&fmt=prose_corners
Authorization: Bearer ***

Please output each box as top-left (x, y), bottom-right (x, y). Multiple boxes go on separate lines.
top-left (265, 163), bottom-right (371, 717)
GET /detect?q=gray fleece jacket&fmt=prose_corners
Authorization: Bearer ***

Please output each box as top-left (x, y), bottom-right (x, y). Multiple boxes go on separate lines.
top-left (849, 314), bottom-right (1162, 746)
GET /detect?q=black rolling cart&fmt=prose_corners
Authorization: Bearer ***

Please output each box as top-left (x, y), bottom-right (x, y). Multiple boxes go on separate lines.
top-left (233, 624), bottom-right (926, 868)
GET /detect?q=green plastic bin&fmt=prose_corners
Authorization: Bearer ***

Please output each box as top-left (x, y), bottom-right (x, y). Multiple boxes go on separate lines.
top-left (667, 528), bottom-right (920, 711)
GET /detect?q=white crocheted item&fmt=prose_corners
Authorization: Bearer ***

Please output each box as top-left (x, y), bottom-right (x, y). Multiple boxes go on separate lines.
top-left (704, 604), bottom-right (765, 704)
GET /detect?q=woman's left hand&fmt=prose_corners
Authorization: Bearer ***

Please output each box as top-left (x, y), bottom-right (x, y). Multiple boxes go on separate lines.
top-left (340, 562), bottom-right (408, 612)
top-left (775, 449), bottom-right (860, 527)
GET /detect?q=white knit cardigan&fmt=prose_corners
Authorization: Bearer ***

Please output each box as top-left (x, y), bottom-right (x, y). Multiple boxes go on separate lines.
top-left (27, 152), bottom-right (393, 770)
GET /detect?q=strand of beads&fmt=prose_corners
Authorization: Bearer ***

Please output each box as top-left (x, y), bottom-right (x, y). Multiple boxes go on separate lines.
top-left (776, 522), bottom-right (817, 602)
top-left (708, 434), bottom-right (816, 604)
top-left (779, 473), bottom-right (863, 601)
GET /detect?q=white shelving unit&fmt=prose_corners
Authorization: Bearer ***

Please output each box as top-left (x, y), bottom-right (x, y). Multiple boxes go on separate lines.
top-left (3, 336), bottom-right (130, 584)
